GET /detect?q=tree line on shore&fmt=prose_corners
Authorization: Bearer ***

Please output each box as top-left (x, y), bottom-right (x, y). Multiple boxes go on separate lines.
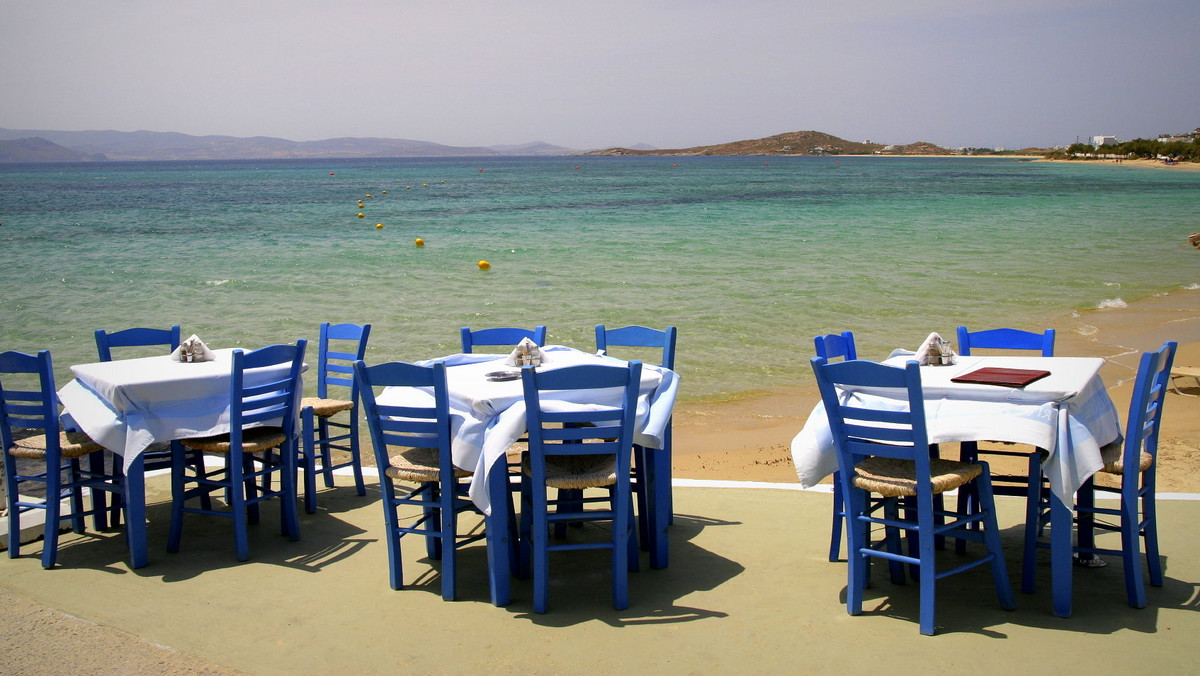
top-left (1048, 136), bottom-right (1200, 162)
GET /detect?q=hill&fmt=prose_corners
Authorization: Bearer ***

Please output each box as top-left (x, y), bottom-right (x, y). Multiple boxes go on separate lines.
top-left (0, 128), bottom-right (578, 161)
top-left (0, 137), bottom-right (108, 162)
top-left (585, 131), bottom-right (952, 156)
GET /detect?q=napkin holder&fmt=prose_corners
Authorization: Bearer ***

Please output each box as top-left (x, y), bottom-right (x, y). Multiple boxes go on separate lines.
top-left (914, 332), bottom-right (956, 366)
top-left (505, 337), bottom-right (545, 367)
top-left (171, 334), bottom-right (216, 363)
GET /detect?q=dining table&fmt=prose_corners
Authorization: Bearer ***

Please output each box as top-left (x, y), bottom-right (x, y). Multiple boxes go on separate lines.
top-left (791, 353), bottom-right (1123, 617)
top-left (374, 345), bottom-right (680, 570)
top-left (57, 348), bottom-right (303, 568)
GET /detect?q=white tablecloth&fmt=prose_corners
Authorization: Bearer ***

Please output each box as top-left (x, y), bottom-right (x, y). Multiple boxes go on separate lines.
top-left (58, 348), bottom-right (301, 471)
top-left (791, 355), bottom-right (1122, 505)
top-left (374, 345), bottom-right (680, 514)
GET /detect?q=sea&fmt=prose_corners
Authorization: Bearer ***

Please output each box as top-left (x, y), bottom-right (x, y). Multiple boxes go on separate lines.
top-left (2, 155), bottom-right (1198, 402)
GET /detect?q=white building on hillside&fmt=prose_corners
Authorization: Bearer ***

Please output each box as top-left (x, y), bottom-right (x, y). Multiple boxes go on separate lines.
top-left (1092, 135), bottom-right (1118, 146)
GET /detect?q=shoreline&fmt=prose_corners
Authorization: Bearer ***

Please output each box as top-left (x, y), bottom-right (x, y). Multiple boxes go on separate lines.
top-left (672, 286), bottom-right (1200, 486)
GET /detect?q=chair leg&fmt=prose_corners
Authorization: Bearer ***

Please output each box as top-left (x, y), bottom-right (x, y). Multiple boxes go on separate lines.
top-left (380, 477), bottom-right (405, 590)
top-left (280, 442), bottom-right (301, 542)
top-left (318, 417), bottom-right (336, 489)
top-left (67, 458), bottom-right (86, 535)
top-left (3, 453), bottom-right (20, 557)
top-left (1121, 491), bottom-right (1146, 608)
top-left (230, 454), bottom-right (250, 562)
top-left (41, 457), bottom-right (65, 569)
top-left (88, 452), bottom-right (109, 531)
top-left (1021, 453), bottom-right (1044, 594)
top-left (611, 488), bottom-right (631, 611)
top-left (167, 446), bottom-right (187, 554)
top-left (1143, 475), bottom-right (1163, 588)
top-left (301, 407), bottom-right (319, 514)
top-left (844, 488), bottom-right (869, 616)
top-left (348, 416), bottom-right (366, 496)
top-left (828, 474), bottom-right (843, 562)
top-left (532, 483), bottom-right (550, 614)
top-left (975, 470), bottom-right (1015, 611)
top-left (440, 480), bottom-right (458, 602)
top-left (426, 484), bottom-right (443, 561)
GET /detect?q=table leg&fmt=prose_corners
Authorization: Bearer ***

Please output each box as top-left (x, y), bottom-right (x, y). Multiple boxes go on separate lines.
top-left (1050, 491), bottom-right (1073, 617)
top-left (485, 456), bottom-right (511, 607)
top-left (123, 455), bottom-right (148, 569)
top-left (647, 447), bottom-right (670, 569)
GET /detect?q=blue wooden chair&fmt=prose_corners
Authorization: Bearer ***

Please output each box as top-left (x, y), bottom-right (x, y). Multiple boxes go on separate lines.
top-left (812, 356), bottom-right (1014, 635)
top-left (813, 331), bottom-right (857, 562)
top-left (1022, 341), bottom-right (1177, 607)
top-left (94, 325), bottom-right (181, 362)
top-left (354, 359), bottom-right (488, 601)
top-left (955, 327), bottom-right (1057, 548)
top-left (460, 326), bottom-right (547, 353)
top-left (95, 325), bottom-right (210, 520)
top-left (595, 324), bottom-right (677, 560)
top-left (300, 322), bottom-right (371, 513)
top-left (519, 361), bottom-right (642, 613)
top-left (2, 350), bottom-right (120, 568)
top-left (168, 340), bottom-right (306, 561)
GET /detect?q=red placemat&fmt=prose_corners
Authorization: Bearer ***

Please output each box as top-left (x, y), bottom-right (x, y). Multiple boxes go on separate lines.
top-left (950, 367), bottom-right (1051, 388)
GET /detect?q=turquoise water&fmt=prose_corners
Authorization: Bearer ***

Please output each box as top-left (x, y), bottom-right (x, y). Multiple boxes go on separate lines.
top-left (2, 156), bottom-right (1198, 400)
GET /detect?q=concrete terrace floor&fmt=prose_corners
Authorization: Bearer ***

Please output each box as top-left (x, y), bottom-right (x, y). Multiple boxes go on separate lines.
top-left (2, 474), bottom-right (1199, 674)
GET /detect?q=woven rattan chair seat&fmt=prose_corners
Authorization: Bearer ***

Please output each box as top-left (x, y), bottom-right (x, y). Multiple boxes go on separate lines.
top-left (1099, 442), bottom-right (1153, 474)
top-left (383, 447), bottom-right (473, 483)
top-left (181, 427), bottom-right (287, 454)
top-left (851, 456), bottom-right (982, 498)
top-left (523, 453), bottom-right (618, 490)
top-left (301, 396), bottom-right (354, 418)
top-left (6, 429), bottom-right (104, 459)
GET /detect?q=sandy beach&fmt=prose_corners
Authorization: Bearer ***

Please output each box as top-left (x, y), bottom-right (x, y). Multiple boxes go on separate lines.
top-left (3, 288), bottom-right (1200, 673)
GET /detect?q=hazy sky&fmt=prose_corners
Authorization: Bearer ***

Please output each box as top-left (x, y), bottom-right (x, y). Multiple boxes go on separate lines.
top-left (2, 1), bottom-right (1197, 150)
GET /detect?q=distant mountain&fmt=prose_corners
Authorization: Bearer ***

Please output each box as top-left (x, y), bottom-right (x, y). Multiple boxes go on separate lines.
top-left (0, 128), bottom-right (575, 161)
top-left (585, 131), bottom-right (950, 156)
top-left (0, 137), bottom-right (107, 162)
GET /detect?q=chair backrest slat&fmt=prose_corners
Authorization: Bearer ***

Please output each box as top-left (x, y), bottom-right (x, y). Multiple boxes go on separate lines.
top-left (812, 356), bottom-right (932, 495)
top-left (956, 327), bottom-right (1055, 357)
top-left (356, 360), bottom-right (454, 471)
top-left (522, 362), bottom-right (640, 462)
top-left (461, 326), bottom-right (548, 354)
top-left (95, 326), bottom-right (181, 362)
top-left (0, 350), bottom-right (61, 451)
top-left (595, 325), bottom-right (676, 370)
top-left (1122, 341), bottom-right (1177, 477)
top-left (227, 341), bottom-right (307, 438)
top-left (316, 323), bottom-right (371, 400)
top-left (814, 331), bottom-right (857, 362)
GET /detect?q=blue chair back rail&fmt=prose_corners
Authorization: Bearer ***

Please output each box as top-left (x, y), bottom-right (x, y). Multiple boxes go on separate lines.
top-left (813, 331), bottom-right (857, 362)
top-left (812, 330), bottom-right (857, 562)
top-left (1, 349), bottom-right (120, 568)
top-left (168, 340), bottom-right (306, 561)
top-left (1022, 340), bottom-right (1177, 608)
top-left (956, 326), bottom-right (1054, 356)
top-left (460, 326), bottom-right (547, 353)
top-left (812, 356), bottom-right (1014, 635)
top-left (300, 322), bottom-right (371, 513)
top-left (355, 359), bottom-right (497, 602)
top-left (94, 325), bottom-right (181, 362)
top-left (519, 361), bottom-right (642, 613)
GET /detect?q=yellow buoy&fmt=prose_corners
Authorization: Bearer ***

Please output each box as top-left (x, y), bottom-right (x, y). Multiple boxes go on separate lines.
top-left (357, 212), bottom-right (365, 218)
top-left (415, 238), bottom-right (425, 246)
top-left (376, 223), bottom-right (384, 229)
top-left (382, 190), bottom-right (388, 194)
top-left (477, 260), bottom-right (491, 270)
top-left (422, 183), bottom-right (428, 187)
top-left (365, 194), bottom-right (372, 198)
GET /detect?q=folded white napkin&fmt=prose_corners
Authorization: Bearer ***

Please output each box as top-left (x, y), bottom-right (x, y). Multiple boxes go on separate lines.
top-left (913, 332), bottom-right (956, 366)
top-left (504, 337), bottom-right (547, 367)
top-left (171, 334), bottom-right (216, 363)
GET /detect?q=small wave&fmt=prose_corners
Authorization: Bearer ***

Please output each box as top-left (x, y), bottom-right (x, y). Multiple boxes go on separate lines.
top-left (1097, 298), bottom-right (1127, 309)
top-left (1103, 281), bottom-right (1121, 287)
top-left (204, 279), bottom-right (230, 286)
top-left (1074, 324), bottom-right (1099, 336)
top-left (1184, 282), bottom-right (1200, 290)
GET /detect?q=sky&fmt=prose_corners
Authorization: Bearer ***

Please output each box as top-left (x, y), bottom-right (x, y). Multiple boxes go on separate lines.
top-left (2, 0), bottom-right (1198, 150)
